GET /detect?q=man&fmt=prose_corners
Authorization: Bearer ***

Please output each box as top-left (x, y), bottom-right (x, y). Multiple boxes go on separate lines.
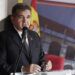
top-left (0, 3), bottom-right (52, 75)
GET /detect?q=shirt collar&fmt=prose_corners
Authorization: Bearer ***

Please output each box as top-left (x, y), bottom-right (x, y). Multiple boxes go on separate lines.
top-left (14, 26), bottom-right (22, 38)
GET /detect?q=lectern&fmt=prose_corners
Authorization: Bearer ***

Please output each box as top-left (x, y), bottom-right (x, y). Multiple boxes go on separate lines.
top-left (10, 72), bottom-right (41, 75)
top-left (10, 70), bottom-right (75, 75)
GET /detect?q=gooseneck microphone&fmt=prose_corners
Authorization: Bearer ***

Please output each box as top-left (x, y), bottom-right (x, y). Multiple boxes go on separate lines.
top-left (13, 27), bottom-right (28, 75)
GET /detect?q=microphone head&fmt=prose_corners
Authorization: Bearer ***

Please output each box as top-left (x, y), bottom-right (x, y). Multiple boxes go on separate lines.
top-left (23, 27), bottom-right (28, 30)
top-left (23, 27), bottom-right (28, 32)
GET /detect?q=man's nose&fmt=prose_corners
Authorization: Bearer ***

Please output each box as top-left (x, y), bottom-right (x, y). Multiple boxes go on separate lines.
top-left (23, 17), bottom-right (26, 23)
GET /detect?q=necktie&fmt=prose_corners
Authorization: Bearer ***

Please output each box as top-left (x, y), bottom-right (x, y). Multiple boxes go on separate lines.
top-left (24, 32), bottom-right (29, 52)
top-left (24, 32), bottom-right (31, 61)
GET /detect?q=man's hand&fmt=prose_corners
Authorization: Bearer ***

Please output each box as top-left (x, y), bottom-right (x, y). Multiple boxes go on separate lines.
top-left (45, 60), bottom-right (52, 71)
top-left (22, 64), bottom-right (41, 74)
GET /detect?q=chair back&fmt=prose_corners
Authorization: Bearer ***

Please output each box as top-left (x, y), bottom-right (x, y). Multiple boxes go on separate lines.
top-left (45, 54), bottom-right (65, 71)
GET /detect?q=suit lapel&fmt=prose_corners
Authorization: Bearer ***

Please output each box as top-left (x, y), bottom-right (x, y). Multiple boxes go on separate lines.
top-left (26, 30), bottom-right (34, 62)
top-left (10, 28), bottom-right (22, 48)
top-left (28, 31), bottom-right (34, 51)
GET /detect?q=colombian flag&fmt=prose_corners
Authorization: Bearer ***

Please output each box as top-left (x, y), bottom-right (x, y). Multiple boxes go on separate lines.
top-left (30, 0), bottom-right (40, 36)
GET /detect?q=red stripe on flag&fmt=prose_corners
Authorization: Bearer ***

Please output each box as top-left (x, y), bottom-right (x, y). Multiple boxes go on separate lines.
top-left (31, 0), bottom-right (37, 11)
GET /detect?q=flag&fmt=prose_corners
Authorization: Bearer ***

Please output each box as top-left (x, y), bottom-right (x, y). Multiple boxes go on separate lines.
top-left (29, 0), bottom-right (40, 36)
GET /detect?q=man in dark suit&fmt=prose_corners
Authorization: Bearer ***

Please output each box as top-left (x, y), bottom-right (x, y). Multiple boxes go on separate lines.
top-left (0, 3), bottom-right (52, 75)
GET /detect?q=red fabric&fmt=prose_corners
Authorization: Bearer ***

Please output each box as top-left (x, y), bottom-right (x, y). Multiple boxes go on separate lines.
top-left (45, 54), bottom-right (65, 71)
top-left (31, 0), bottom-right (37, 11)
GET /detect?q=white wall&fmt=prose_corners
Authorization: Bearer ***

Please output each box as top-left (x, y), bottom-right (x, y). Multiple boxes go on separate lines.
top-left (7, 0), bottom-right (31, 15)
top-left (0, 0), bottom-right (8, 21)
top-left (7, 0), bottom-right (18, 15)
top-left (0, 0), bottom-right (31, 21)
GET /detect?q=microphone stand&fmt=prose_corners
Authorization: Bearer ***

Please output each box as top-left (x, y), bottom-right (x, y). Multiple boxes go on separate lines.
top-left (13, 38), bottom-right (25, 75)
top-left (13, 27), bottom-right (27, 75)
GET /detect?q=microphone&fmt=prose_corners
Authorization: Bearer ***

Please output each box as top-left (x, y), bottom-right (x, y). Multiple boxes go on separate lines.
top-left (13, 27), bottom-right (28, 75)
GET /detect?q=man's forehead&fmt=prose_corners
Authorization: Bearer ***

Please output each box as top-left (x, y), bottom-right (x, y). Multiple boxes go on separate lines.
top-left (16, 9), bottom-right (30, 12)
top-left (15, 9), bottom-right (31, 15)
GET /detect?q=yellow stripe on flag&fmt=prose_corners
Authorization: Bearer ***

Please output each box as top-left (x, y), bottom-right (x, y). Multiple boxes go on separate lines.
top-left (18, 0), bottom-right (23, 3)
top-left (30, 0), bottom-right (40, 36)
top-left (30, 6), bottom-right (40, 36)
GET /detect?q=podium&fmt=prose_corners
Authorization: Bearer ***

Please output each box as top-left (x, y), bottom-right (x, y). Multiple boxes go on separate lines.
top-left (10, 72), bottom-right (38, 75)
top-left (10, 70), bottom-right (75, 75)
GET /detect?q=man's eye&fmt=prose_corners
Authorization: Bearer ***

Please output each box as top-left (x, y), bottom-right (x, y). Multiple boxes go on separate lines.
top-left (27, 15), bottom-right (31, 18)
top-left (16, 15), bottom-right (24, 19)
top-left (18, 16), bottom-right (23, 18)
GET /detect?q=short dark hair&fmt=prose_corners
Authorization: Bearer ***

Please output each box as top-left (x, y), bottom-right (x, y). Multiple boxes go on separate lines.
top-left (12, 3), bottom-right (31, 15)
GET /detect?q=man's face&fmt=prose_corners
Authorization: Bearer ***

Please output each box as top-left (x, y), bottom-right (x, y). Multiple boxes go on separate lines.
top-left (11, 9), bottom-right (31, 31)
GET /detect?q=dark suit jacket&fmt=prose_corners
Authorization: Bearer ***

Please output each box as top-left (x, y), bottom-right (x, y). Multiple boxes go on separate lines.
top-left (0, 27), bottom-right (46, 75)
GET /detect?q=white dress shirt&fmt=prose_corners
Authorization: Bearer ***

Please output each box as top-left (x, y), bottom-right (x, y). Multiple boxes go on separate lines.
top-left (14, 26), bottom-right (29, 45)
